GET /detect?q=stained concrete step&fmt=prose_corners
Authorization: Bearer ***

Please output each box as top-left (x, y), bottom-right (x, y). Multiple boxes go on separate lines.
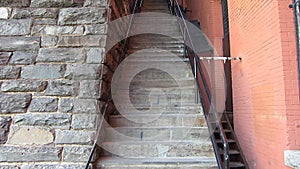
top-left (100, 141), bottom-right (215, 158)
top-left (117, 78), bottom-right (195, 86)
top-left (129, 37), bottom-right (184, 44)
top-left (129, 44), bottom-right (184, 50)
top-left (104, 126), bottom-right (210, 141)
top-left (108, 114), bottom-right (206, 127)
top-left (95, 157), bottom-right (218, 169)
top-left (133, 17), bottom-right (178, 24)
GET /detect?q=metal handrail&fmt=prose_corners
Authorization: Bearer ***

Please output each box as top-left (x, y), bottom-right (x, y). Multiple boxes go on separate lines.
top-left (84, 0), bottom-right (142, 168)
top-left (167, 0), bottom-right (230, 168)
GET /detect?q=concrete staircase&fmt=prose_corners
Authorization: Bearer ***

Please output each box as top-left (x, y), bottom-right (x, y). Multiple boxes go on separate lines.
top-left (95, 0), bottom-right (217, 168)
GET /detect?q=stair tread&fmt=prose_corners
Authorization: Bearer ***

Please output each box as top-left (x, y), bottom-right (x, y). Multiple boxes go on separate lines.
top-left (97, 156), bottom-right (217, 165)
top-left (101, 140), bottom-right (212, 144)
top-left (230, 162), bottom-right (245, 168)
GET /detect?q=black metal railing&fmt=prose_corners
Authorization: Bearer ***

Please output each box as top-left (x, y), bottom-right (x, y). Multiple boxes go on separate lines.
top-left (84, 0), bottom-right (143, 168)
top-left (289, 0), bottom-right (300, 100)
top-left (167, 0), bottom-right (230, 168)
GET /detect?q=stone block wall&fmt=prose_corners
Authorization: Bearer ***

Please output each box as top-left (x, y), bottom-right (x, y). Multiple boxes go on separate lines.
top-left (0, 0), bottom-right (109, 168)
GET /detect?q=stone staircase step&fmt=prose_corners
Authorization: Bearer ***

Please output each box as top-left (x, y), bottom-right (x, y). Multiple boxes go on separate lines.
top-left (100, 141), bottom-right (215, 158)
top-left (133, 17), bottom-right (178, 24)
top-left (104, 126), bottom-right (210, 141)
top-left (94, 0), bottom-right (218, 168)
top-left (108, 114), bottom-right (207, 127)
top-left (95, 157), bottom-right (218, 169)
top-left (129, 37), bottom-right (184, 44)
top-left (115, 105), bottom-right (203, 112)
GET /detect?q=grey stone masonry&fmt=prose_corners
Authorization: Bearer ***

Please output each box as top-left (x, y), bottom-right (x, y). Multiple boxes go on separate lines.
top-left (54, 130), bottom-right (94, 144)
top-left (30, 0), bottom-right (84, 8)
top-left (63, 146), bottom-right (92, 162)
top-left (0, 52), bottom-right (12, 65)
top-left (14, 113), bottom-right (71, 127)
top-left (1, 80), bottom-right (47, 92)
top-left (58, 8), bottom-right (106, 25)
top-left (21, 163), bottom-right (88, 169)
top-left (0, 66), bottom-right (20, 79)
top-left (29, 98), bottom-right (58, 112)
top-left (9, 51), bottom-right (37, 65)
top-left (64, 64), bottom-right (101, 80)
top-left (0, 19), bottom-right (31, 35)
top-left (21, 64), bottom-right (66, 79)
top-left (0, 146), bottom-right (61, 162)
top-left (60, 98), bottom-right (99, 113)
top-left (37, 48), bottom-right (85, 63)
top-left (0, 0), bottom-right (108, 167)
top-left (0, 94), bottom-right (32, 114)
top-left (0, 37), bottom-right (40, 51)
top-left (45, 80), bottom-right (76, 96)
top-left (0, 116), bottom-right (12, 144)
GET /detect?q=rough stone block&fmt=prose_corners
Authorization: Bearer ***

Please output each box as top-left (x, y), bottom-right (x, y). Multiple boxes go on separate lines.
top-left (21, 65), bottom-right (66, 79)
top-left (21, 164), bottom-right (87, 169)
top-left (0, 116), bottom-right (12, 144)
top-left (54, 130), bottom-right (94, 144)
top-left (0, 66), bottom-right (20, 79)
top-left (0, 52), bottom-right (12, 65)
top-left (0, 164), bottom-right (19, 169)
top-left (85, 24), bottom-right (107, 35)
top-left (58, 8), bottom-right (106, 25)
top-left (63, 146), bottom-right (92, 162)
top-left (45, 80), bottom-right (75, 96)
top-left (37, 48), bottom-right (85, 63)
top-left (84, 0), bottom-right (108, 7)
top-left (0, 7), bottom-right (10, 19)
top-left (41, 25), bottom-right (84, 35)
top-left (14, 113), bottom-right (71, 127)
top-left (0, 37), bottom-right (40, 51)
top-left (9, 51), bottom-right (36, 65)
top-left (1, 80), bottom-right (47, 92)
top-left (31, 8), bottom-right (59, 18)
top-left (87, 48), bottom-right (104, 64)
top-left (57, 35), bottom-right (106, 47)
top-left (0, 146), bottom-right (61, 162)
top-left (79, 80), bottom-right (100, 99)
top-left (72, 114), bottom-right (98, 129)
top-left (7, 126), bottom-right (54, 145)
top-left (41, 36), bottom-right (58, 47)
top-left (11, 8), bottom-right (31, 19)
top-left (0, 94), bottom-right (31, 114)
top-left (29, 98), bottom-right (58, 112)
top-left (0, 19), bottom-right (31, 36)
top-left (0, 0), bottom-right (30, 7)
top-left (33, 18), bottom-right (57, 25)
top-left (31, 0), bottom-right (84, 7)
top-left (60, 98), bottom-right (99, 113)
top-left (64, 64), bottom-right (101, 80)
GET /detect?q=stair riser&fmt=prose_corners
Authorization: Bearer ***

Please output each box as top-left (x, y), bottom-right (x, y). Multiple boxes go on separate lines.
top-left (104, 127), bottom-right (210, 141)
top-left (109, 115), bottom-right (207, 128)
top-left (100, 143), bottom-right (215, 158)
top-left (97, 164), bottom-right (218, 169)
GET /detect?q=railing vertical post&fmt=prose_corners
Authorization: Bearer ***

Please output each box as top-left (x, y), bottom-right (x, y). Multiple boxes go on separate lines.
top-left (224, 142), bottom-right (229, 169)
top-left (194, 56), bottom-right (198, 104)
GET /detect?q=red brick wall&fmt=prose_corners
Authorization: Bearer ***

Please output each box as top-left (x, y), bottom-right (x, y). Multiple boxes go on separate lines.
top-left (186, 0), bottom-right (300, 168)
top-left (186, 0), bottom-right (223, 55)
top-left (228, 0), bottom-right (300, 168)
top-left (186, 0), bottom-right (226, 111)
